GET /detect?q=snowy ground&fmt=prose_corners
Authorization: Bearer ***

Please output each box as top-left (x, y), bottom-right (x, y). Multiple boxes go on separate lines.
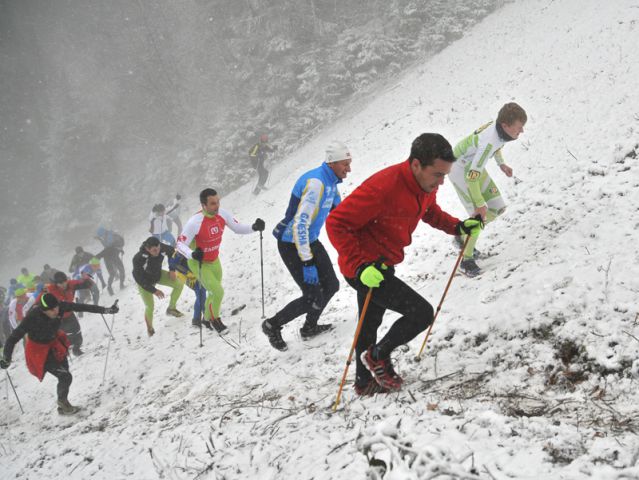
top-left (2, 1), bottom-right (639, 478)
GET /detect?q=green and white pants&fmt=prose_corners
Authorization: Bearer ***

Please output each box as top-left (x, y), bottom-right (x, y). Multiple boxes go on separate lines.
top-left (449, 167), bottom-right (506, 259)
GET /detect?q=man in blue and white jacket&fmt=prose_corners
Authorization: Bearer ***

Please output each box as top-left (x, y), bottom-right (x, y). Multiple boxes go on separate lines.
top-left (262, 141), bottom-right (353, 351)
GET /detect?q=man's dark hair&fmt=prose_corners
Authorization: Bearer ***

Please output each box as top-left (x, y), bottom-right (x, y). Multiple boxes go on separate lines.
top-left (409, 133), bottom-right (455, 167)
top-left (199, 188), bottom-right (218, 205)
top-left (53, 271), bottom-right (68, 284)
top-left (143, 236), bottom-right (161, 248)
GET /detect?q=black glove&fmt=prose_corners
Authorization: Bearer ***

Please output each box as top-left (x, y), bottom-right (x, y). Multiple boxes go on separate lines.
top-left (191, 248), bottom-right (204, 262)
top-left (0, 358), bottom-right (10, 369)
top-left (252, 218), bottom-right (265, 232)
top-left (103, 302), bottom-right (119, 315)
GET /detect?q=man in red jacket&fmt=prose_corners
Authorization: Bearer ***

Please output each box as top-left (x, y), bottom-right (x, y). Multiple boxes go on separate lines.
top-left (45, 272), bottom-right (93, 356)
top-left (326, 133), bottom-right (483, 396)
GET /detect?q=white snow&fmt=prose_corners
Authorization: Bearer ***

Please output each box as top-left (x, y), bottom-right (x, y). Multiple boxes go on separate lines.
top-left (2, 0), bottom-right (639, 478)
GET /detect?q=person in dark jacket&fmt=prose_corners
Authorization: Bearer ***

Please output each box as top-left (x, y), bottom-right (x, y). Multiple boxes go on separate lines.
top-left (40, 264), bottom-right (60, 284)
top-left (132, 236), bottom-right (185, 336)
top-left (96, 227), bottom-right (126, 295)
top-left (326, 133), bottom-right (483, 396)
top-left (68, 246), bottom-right (95, 274)
top-left (249, 133), bottom-right (277, 194)
top-left (0, 293), bottom-right (119, 414)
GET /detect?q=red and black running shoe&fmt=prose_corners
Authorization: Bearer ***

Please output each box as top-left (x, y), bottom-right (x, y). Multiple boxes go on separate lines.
top-left (360, 347), bottom-right (403, 391)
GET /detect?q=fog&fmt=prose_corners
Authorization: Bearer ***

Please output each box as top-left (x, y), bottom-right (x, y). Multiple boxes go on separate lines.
top-left (0, 0), bottom-right (502, 282)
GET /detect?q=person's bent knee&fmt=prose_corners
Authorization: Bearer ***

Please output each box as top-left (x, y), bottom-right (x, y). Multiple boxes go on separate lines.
top-left (407, 301), bottom-right (434, 331)
top-left (323, 276), bottom-right (340, 299)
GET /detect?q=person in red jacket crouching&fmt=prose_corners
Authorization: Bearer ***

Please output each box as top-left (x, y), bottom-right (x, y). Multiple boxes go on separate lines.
top-left (0, 293), bottom-right (118, 414)
top-left (326, 133), bottom-right (483, 396)
top-left (45, 271), bottom-right (93, 356)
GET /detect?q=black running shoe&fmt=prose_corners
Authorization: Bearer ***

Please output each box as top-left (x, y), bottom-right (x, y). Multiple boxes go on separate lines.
top-left (299, 323), bottom-right (334, 340)
top-left (57, 399), bottom-right (81, 415)
top-left (211, 318), bottom-right (228, 334)
top-left (460, 258), bottom-right (482, 277)
top-left (262, 320), bottom-right (287, 351)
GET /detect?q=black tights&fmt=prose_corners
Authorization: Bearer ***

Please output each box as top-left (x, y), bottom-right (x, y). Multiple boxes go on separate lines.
top-left (60, 315), bottom-right (83, 349)
top-left (44, 354), bottom-right (72, 401)
top-left (271, 241), bottom-right (339, 329)
top-left (346, 269), bottom-right (434, 385)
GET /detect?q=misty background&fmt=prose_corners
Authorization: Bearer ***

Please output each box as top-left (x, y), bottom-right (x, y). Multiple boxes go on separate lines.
top-left (0, 0), bottom-right (503, 280)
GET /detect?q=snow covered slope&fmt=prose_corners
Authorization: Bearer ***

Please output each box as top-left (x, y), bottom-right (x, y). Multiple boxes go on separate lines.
top-left (2, 0), bottom-right (639, 478)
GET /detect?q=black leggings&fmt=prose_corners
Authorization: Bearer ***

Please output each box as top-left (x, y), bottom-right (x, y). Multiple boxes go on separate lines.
top-left (60, 314), bottom-right (83, 349)
top-left (271, 241), bottom-right (339, 328)
top-left (103, 250), bottom-right (125, 288)
top-left (77, 284), bottom-right (99, 305)
top-left (346, 269), bottom-right (434, 385)
top-left (256, 159), bottom-right (269, 188)
top-left (44, 353), bottom-right (72, 401)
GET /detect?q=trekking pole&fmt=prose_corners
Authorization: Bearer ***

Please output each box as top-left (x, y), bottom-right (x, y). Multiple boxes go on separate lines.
top-left (5, 370), bottom-right (24, 414)
top-left (100, 300), bottom-right (118, 341)
top-left (332, 288), bottom-right (373, 412)
top-left (415, 235), bottom-right (471, 360)
top-left (100, 314), bottom-right (116, 341)
top-left (197, 260), bottom-right (204, 348)
top-left (102, 311), bottom-right (116, 383)
top-left (259, 231), bottom-right (265, 319)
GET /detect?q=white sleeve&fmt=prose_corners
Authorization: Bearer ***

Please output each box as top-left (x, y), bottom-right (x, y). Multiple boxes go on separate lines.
top-left (292, 178), bottom-right (324, 262)
top-left (8, 300), bottom-right (17, 329)
top-left (22, 296), bottom-right (35, 317)
top-left (176, 214), bottom-right (203, 259)
top-left (219, 209), bottom-right (254, 235)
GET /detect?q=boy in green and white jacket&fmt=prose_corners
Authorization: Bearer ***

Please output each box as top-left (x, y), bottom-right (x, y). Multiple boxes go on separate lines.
top-left (449, 102), bottom-right (527, 277)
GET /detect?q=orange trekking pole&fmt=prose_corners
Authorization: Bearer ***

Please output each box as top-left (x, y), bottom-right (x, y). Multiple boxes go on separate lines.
top-left (415, 234), bottom-right (471, 360)
top-left (332, 288), bottom-right (373, 411)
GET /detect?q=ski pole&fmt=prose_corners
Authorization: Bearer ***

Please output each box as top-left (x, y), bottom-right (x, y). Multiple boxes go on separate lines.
top-left (100, 300), bottom-right (118, 341)
top-left (100, 314), bottom-right (116, 341)
top-left (259, 231), bottom-right (265, 319)
top-left (415, 234), bottom-right (471, 360)
top-left (5, 370), bottom-right (24, 414)
top-left (102, 311), bottom-right (116, 383)
top-left (332, 287), bottom-right (373, 412)
top-left (197, 260), bottom-right (204, 348)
